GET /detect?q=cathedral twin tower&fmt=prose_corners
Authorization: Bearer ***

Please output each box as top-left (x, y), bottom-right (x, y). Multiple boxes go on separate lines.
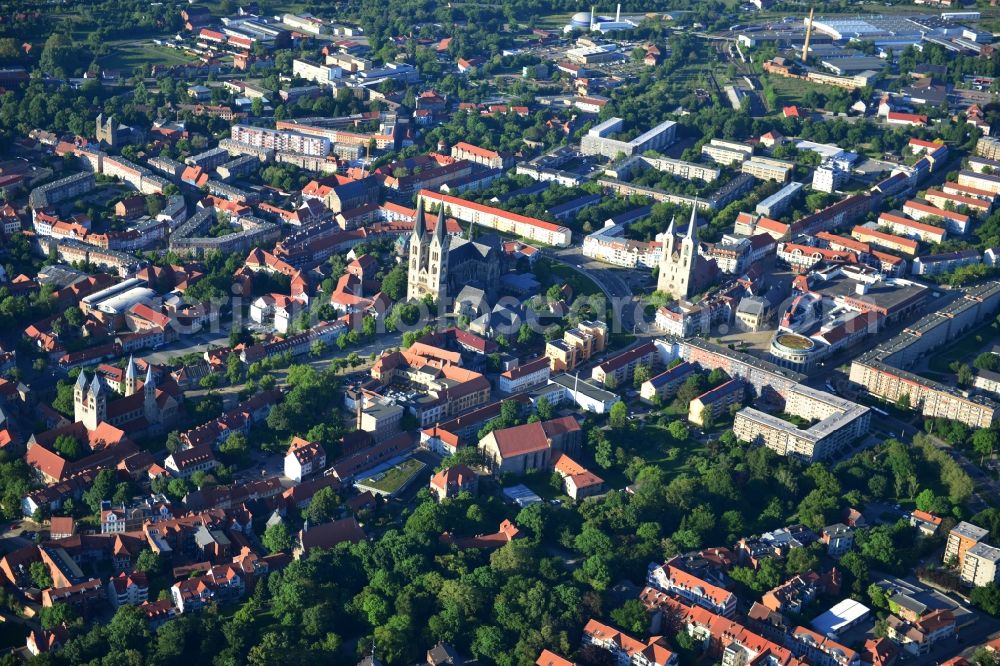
top-left (657, 204), bottom-right (710, 302)
top-left (406, 198), bottom-right (450, 303)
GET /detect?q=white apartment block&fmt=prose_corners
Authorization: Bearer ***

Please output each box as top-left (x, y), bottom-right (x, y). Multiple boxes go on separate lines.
top-left (293, 58), bottom-right (339, 85)
top-left (580, 117), bottom-right (677, 159)
top-left (583, 224), bottom-right (661, 268)
top-left (813, 160), bottom-right (848, 193)
top-left (733, 384), bottom-right (870, 462)
top-left (701, 139), bottom-right (753, 166)
top-left (230, 124), bottom-right (331, 157)
top-left (643, 157), bottom-right (720, 182)
top-left (961, 542), bottom-right (1000, 586)
top-left (498, 357), bottom-right (551, 394)
top-left (282, 13), bottom-right (328, 35)
top-left (742, 157), bottom-right (794, 182)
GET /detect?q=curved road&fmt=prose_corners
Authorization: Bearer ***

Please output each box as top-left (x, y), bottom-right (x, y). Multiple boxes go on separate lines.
top-left (547, 248), bottom-right (655, 334)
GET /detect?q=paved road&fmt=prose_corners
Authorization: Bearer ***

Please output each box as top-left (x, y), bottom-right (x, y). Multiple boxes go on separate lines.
top-left (143, 325), bottom-right (233, 367)
top-left (547, 248), bottom-right (656, 333)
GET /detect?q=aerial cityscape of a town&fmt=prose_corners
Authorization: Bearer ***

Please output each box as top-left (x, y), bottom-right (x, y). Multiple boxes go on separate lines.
top-left (11, 0), bottom-right (1000, 664)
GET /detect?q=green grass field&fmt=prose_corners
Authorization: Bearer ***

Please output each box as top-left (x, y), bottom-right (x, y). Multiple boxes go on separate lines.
top-left (548, 261), bottom-right (603, 297)
top-left (98, 41), bottom-right (198, 71)
top-left (360, 459), bottom-right (426, 495)
top-left (764, 75), bottom-right (834, 107)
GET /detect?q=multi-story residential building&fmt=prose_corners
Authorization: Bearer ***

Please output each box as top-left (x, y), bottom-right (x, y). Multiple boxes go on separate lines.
top-left (646, 560), bottom-right (738, 617)
top-left (29, 172), bottom-right (96, 209)
top-left (851, 226), bottom-right (919, 256)
top-left (231, 124), bottom-right (331, 156)
top-left (164, 445), bottom-right (218, 478)
top-left (449, 142), bottom-right (512, 170)
top-left (909, 510), bottom-right (943, 536)
top-left (107, 572), bottom-right (149, 609)
top-left (185, 147), bottom-right (231, 170)
top-left (886, 610), bottom-right (955, 656)
top-left (640, 362), bottom-right (697, 404)
top-left (850, 282), bottom-right (1000, 428)
top-left (762, 571), bottom-right (838, 614)
top-left (580, 117), bottom-right (676, 159)
top-left (641, 156), bottom-right (719, 182)
top-left (545, 321), bottom-right (608, 372)
top-left (877, 212), bottom-right (946, 244)
top-left (902, 199), bottom-right (970, 235)
top-left (958, 170), bottom-right (1000, 196)
top-left (924, 188), bottom-right (992, 215)
top-left (912, 249), bottom-right (981, 276)
top-left (813, 159), bottom-right (849, 193)
top-left (582, 218), bottom-right (662, 268)
top-left (592, 342), bottom-right (659, 387)
top-left (733, 384), bottom-right (871, 462)
top-left (100, 496), bottom-right (172, 533)
top-left (553, 453), bottom-right (605, 500)
top-left (756, 182), bottom-right (804, 217)
top-left (961, 542), bottom-right (1000, 586)
top-left (976, 135), bottom-right (1000, 160)
top-left (498, 356), bottom-right (551, 394)
top-left (788, 627), bottom-right (860, 666)
top-left (581, 619), bottom-right (677, 666)
top-left (655, 302), bottom-right (710, 338)
top-left (778, 242), bottom-right (857, 272)
top-left (942, 180), bottom-right (997, 203)
top-left (821, 523), bottom-right (855, 556)
top-left (419, 189), bottom-right (571, 247)
top-left (945, 521), bottom-right (990, 566)
top-left (688, 379), bottom-right (745, 426)
top-left (701, 139), bottom-right (754, 166)
top-left (676, 337), bottom-right (804, 403)
top-left (742, 157), bottom-right (794, 182)
top-left (642, 591), bottom-right (797, 666)
top-left (283, 436), bottom-right (326, 483)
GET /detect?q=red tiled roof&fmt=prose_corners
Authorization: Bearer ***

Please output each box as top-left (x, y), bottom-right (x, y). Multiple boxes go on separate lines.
top-left (418, 190), bottom-right (568, 234)
top-left (299, 517), bottom-right (366, 551)
top-left (537, 650), bottom-right (576, 666)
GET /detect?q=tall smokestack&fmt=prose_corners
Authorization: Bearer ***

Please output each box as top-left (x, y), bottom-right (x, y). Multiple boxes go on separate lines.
top-left (616, 3), bottom-right (620, 22)
top-left (802, 7), bottom-right (814, 65)
top-left (590, 6), bottom-right (595, 30)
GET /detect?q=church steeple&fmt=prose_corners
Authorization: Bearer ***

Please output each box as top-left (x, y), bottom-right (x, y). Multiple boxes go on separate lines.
top-left (144, 365), bottom-right (158, 424)
top-left (686, 202), bottom-right (699, 243)
top-left (432, 204), bottom-right (448, 246)
top-left (413, 197), bottom-right (426, 240)
top-left (657, 204), bottom-right (701, 301)
top-left (82, 375), bottom-right (106, 431)
top-left (124, 356), bottom-right (137, 396)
